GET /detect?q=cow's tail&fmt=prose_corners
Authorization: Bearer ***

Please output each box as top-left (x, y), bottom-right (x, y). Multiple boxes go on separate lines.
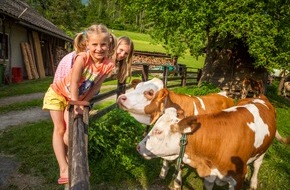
top-left (275, 131), bottom-right (290, 145)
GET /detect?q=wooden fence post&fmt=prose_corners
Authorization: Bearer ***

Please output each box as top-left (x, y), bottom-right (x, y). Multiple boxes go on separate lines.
top-left (180, 66), bottom-right (187, 87)
top-left (163, 66), bottom-right (168, 88)
top-left (117, 81), bottom-right (126, 98)
top-left (142, 65), bottom-right (149, 81)
top-left (67, 101), bottom-right (90, 190)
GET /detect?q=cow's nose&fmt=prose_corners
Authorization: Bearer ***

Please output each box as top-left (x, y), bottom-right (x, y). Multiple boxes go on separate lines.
top-left (136, 145), bottom-right (140, 152)
top-left (118, 95), bottom-right (127, 102)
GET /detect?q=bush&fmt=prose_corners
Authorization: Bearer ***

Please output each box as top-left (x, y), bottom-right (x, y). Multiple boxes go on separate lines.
top-left (88, 108), bottom-right (159, 187)
top-left (172, 82), bottom-right (220, 96)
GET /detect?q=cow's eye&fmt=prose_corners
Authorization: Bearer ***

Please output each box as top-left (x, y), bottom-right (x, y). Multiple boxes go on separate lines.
top-left (154, 129), bottom-right (162, 135)
top-left (148, 90), bottom-right (154, 96)
top-left (144, 89), bottom-right (155, 100)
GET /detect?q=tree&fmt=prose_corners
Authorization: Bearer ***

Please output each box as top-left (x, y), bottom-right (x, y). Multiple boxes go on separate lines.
top-left (85, 0), bottom-right (142, 31)
top-left (131, 0), bottom-right (290, 83)
top-left (25, 0), bottom-right (87, 36)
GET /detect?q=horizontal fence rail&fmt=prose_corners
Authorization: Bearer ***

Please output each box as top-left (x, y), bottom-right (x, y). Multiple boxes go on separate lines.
top-left (89, 64), bottom-right (201, 120)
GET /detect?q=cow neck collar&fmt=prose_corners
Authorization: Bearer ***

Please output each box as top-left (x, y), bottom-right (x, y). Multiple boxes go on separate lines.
top-left (174, 134), bottom-right (187, 177)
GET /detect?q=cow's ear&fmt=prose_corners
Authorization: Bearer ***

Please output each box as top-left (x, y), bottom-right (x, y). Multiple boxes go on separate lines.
top-left (145, 89), bottom-right (168, 115)
top-left (155, 88), bottom-right (169, 101)
top-left (171, 116), bottom-right (200, 134)
top-left (131, 79), bottom-right (142, 89)
top-left (176, 109), bottom-right (185, 119)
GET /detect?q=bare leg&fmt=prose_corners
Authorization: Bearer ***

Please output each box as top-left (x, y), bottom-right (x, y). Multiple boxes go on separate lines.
top-left (63, 108), bottom-right (69, 146)
top-left (50, 110), bottom-right (68, 178)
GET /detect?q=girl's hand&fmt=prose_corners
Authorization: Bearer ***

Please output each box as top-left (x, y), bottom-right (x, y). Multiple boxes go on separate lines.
top-left (74, 105), bottom-right (84, 116)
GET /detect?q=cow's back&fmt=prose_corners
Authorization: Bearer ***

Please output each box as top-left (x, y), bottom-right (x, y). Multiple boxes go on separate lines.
top-left (167, 91), bottom-right (234, 116)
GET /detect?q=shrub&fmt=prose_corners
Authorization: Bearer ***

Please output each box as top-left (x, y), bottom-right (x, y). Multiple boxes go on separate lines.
top-left (88, 108), bottom-right (158, 187)
top-left (172, 82), bottom-right (220, 96)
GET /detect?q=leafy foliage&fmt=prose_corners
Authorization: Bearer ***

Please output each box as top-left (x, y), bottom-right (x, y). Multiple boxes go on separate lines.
top-left (135, 0), bottom-right (290, 71)
top-left (25, 0), bottom-right (87, 35)
top-left (88, 108), bottom-right (159, 187)
top-left (25, 0), bottom-right (290, 72)
top-left (88, 109), bottom-right (144, 160)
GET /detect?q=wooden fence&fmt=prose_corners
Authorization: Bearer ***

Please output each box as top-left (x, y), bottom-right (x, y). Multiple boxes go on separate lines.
top-left (65, 64), bottom-right (201, 189)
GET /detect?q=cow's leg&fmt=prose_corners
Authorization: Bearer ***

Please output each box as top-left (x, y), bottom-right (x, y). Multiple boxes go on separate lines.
top-left (203, 176), bottom-right (216, 190)
top-left (228, 177), bottom-right (238, 190)
top-left (249, 153), bottom-right (265, 190)
top-left (173, 169), bottom-right (182, 190)
top-left (159, 159), bottom-right (169, 179)
top-left (159, 159), bottom-right (183, 190)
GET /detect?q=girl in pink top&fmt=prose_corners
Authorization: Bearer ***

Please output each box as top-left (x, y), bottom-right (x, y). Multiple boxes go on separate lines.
top-left (53, 32), bottom-right (117, 83)
top-left (43, 24), bottom-right (114, 185)
top-left (53, 32), bottom-right (87, 83)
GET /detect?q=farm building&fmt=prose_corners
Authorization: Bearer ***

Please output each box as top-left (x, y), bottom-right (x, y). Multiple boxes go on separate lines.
top-left (0, 0), bottom-right (73, 84)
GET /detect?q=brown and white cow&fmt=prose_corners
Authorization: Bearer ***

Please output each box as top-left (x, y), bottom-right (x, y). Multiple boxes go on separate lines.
top-left (118, 84), bottom-right (235, 125)
top-left (241, 78), bottom-right (264, 99)
top-left (137, 95), bottom-right (288, 190)
top-left (118, 78), bottom-right (235, 188)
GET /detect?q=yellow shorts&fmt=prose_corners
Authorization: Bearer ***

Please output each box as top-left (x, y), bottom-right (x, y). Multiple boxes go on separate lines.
top-left (42, 87), bottom-right (68, 111)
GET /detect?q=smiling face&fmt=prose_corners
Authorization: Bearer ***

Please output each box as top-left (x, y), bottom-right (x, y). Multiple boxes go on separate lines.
top-left (116, 44), bottom-right (131, 61)
top-left (86, 33), bottom-right (109, 62)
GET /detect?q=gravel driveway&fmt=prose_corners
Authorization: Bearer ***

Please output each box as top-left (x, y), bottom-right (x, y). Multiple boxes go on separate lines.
top-left (0, 93), bottom-right (50, 130)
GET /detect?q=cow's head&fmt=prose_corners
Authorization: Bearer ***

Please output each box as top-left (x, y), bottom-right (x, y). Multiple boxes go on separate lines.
top-left (117, 78), bottom-right (164, 125)
top-left (137, 108), bottom-right (186, 160)
top-left (144, 88), bottom-right (171, 125)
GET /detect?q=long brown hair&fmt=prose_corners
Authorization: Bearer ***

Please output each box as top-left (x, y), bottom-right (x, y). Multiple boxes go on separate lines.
top-left (113, 36), bottom-right (134, 83)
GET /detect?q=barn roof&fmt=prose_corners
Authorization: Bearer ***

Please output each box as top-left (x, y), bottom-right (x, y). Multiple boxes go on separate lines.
top-left (0, 0), bottom-right (72, 42)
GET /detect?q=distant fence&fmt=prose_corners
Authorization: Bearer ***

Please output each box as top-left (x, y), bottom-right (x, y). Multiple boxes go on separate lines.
top-left (89, 64), bottom-right (201, 119)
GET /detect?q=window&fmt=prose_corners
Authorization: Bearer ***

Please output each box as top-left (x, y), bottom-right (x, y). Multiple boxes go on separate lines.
top-left (0, 33), bottom-right (8, 60)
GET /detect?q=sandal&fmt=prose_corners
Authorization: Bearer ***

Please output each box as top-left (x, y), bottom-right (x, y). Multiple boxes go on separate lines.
top-left (58, 177), bottom-right (68, 184)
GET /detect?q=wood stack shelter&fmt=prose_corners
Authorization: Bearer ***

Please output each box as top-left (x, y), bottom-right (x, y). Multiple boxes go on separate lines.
top-left (0, 0), bottom-right (73, 84)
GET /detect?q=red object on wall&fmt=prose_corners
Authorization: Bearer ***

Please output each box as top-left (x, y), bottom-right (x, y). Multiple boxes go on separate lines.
top-left (12, 67), bottom-right (23, 83)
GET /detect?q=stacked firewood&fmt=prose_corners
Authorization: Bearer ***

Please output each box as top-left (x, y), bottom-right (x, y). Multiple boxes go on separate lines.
top-left (55, 47), bottom-right (69, 67)
top-left (133, 55), bottom-right (173, 65)
top-left (133, 51), bottom-right (173, 66)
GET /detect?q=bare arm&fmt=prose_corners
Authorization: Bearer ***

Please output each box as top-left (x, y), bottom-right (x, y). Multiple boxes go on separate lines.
top-left (82, 74), bottom-right (108, 101)
top-left (70, 56), bottom-right (84, 101)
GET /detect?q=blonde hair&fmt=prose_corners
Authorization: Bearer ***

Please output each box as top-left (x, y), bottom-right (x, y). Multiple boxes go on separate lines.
top-left (108, 32), bottom-right (117, 57)
top-left (73, 32), bottom-right (87, 53)
top-left (113, 36), bottom-right (134, 83)
top-left (86, 24), bottom-right (110, 55)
